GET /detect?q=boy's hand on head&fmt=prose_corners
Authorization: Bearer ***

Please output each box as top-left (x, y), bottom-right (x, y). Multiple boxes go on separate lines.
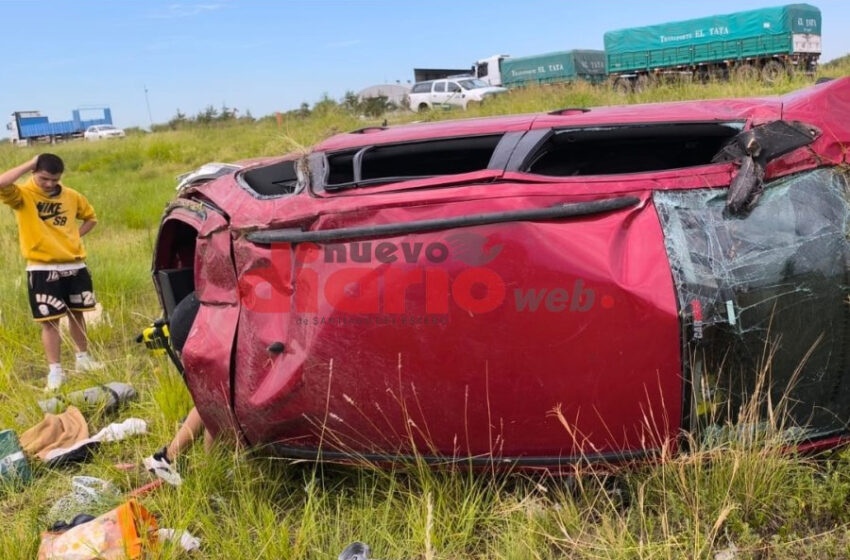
top-left (28, 156), bottom-right (39, 171)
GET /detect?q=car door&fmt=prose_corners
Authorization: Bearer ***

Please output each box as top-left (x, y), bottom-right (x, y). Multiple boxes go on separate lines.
top-left (431, 80), bottom-right (449, 107)
top-left (445, 80), bottom-right (464, 107)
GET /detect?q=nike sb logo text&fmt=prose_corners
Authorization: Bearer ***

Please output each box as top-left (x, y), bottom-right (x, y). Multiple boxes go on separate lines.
top-left (36, 201), bottom-right (64, 221)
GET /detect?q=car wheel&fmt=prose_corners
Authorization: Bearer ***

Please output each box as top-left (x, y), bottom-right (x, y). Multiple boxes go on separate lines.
top-left (418, 103), bottom-right (430, 113)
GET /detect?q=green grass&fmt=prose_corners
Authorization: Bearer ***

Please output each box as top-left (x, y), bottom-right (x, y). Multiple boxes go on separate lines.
top-left (3, 68), bottom-right (850, 559)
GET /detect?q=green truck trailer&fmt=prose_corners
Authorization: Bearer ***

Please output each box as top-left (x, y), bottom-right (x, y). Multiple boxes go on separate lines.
top-left (474, 50), bottom-right (607, 88)
top-left (604, 3), bottom-right (821, 90)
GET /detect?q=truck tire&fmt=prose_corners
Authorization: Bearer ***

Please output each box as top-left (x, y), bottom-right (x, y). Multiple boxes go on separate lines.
top-left (612, 78), bottom-right (632, 94)
top-left (761, 60), bottom-right (786, 83)
top-left (733, 64), bottom-right (759, 82)
top-left (785, 63), bottom-right (796, 80)
top-left (634, 74), bottom-right (653, 93)
top-left (699, 66), bottom-right (726, 83)
top-left (417, 103), bottom-right (430, 113)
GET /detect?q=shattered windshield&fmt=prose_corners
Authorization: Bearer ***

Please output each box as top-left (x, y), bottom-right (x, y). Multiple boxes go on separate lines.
top-left (458, 79), bottom-right (491, 90)
top-left (655, 168), bottom-right (850, 441)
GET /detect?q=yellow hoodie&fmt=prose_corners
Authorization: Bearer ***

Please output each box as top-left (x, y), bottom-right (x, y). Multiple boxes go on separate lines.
top-left (0, 176), bottom-right (96, 265)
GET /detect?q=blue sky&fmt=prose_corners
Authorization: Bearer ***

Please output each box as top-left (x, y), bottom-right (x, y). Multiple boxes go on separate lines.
top-left (1, 0), bottom-right (848, 131)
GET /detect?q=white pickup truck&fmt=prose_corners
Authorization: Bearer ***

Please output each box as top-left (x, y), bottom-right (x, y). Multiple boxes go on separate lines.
top-left (407, 77), bottom-right (507, 111)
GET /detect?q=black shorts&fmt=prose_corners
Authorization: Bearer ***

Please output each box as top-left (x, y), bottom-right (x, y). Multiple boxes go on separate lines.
top-left (27, 267), bottom-right (97, 322)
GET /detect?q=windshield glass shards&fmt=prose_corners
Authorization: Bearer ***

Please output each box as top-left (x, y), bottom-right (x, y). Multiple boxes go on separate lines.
top-left (655, 168), bottom-right (850, 441)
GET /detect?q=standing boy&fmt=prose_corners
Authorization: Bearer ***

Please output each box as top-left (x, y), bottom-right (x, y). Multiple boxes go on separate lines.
top-left (0, 154), bottom-right (103, 390)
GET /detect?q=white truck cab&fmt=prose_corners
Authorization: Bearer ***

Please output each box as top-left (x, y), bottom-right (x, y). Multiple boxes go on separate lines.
top-left (7, 111), bottom-right (41, 146)
top-left (474, 54), bottom-right (510, 87)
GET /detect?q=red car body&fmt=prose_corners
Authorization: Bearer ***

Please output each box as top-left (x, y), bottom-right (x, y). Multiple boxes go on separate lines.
top-left (153, 78), bottom-right (850, 468)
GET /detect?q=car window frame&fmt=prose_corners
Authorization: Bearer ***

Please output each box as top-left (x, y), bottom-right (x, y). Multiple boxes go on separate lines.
top-left (411, 81), bottom-right (433, 94)
top-left (310, 132), bottom-right (525, 196)
top-left (309, 121), bottom-right (750, 197)
top-left (504, 121), bottom-right (749, 177)
top-left (236, 158), bottom-right (306, 200)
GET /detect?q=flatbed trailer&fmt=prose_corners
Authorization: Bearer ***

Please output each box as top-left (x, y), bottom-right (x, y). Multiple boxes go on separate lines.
top-left (604, 4), bottom-right (821, 90)
top-left (7, 108), bottom-right (113, 145)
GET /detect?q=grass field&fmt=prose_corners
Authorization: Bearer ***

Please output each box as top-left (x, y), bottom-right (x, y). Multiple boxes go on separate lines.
top-left (3, 67), bottom-right (850, 559)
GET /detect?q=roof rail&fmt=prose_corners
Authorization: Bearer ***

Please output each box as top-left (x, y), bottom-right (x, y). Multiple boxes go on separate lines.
top-left (349, 126), bottom-right (388, 134)
top-left (547, 107), bottom-right (591, 116)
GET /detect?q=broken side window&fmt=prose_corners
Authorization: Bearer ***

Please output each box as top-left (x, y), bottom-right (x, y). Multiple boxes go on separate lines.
top-left (523, 122), bottom-right (743, 176)
top-left (654, 168), bottom-right (850, 442)
top-left (324, 135), bottom-right (503, 191)
top-left (240, 160), bottom-right (299, 197)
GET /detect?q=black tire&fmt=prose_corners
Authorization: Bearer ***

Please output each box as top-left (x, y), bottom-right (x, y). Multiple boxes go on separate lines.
top-left (417, 103), bottom-right (430, 113)
top-left (785, 63), bottom-right (796, 80)
top-left (612, 78), bottom-right (632, 94)
top-left (634, 74), bottom-right (653, 93)
top-left (761, 60), bottom-right (786, 83)
top-left (734, 63), bottom-right (759, 82)
top-left (698, 67), bottom-right (725, 83)
top-left (169, 291), bottom-right (200, 353)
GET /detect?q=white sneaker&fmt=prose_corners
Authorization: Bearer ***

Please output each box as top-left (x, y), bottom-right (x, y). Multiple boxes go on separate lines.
top-left (75, 355), bottom-right (105, 372)
top-left (45, 370), bottom-right (66, 391)
top-left (143, 450), bottom-right (183, 486)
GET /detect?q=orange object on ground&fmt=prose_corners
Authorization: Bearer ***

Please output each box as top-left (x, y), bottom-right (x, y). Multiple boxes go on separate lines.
top-left (37, 499), bottom-right (158, 559)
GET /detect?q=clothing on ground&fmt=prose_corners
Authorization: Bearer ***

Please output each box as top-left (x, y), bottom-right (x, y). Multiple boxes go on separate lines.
top-left (20, 406), bottom-right (89, 460)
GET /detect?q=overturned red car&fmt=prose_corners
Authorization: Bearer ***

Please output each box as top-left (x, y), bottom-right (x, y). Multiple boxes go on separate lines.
top-left (153, 78), bottom-right (850, 468)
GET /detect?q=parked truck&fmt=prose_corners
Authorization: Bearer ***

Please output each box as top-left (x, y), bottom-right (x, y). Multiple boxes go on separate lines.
top-left (474, 50), bottom-right (607, 88)
top-left (413, 68), bottom-right (474, 82)
top-left (7, 107), bottom-right (113, 145)
top-left (604, 3), bottom-right (821, 91)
